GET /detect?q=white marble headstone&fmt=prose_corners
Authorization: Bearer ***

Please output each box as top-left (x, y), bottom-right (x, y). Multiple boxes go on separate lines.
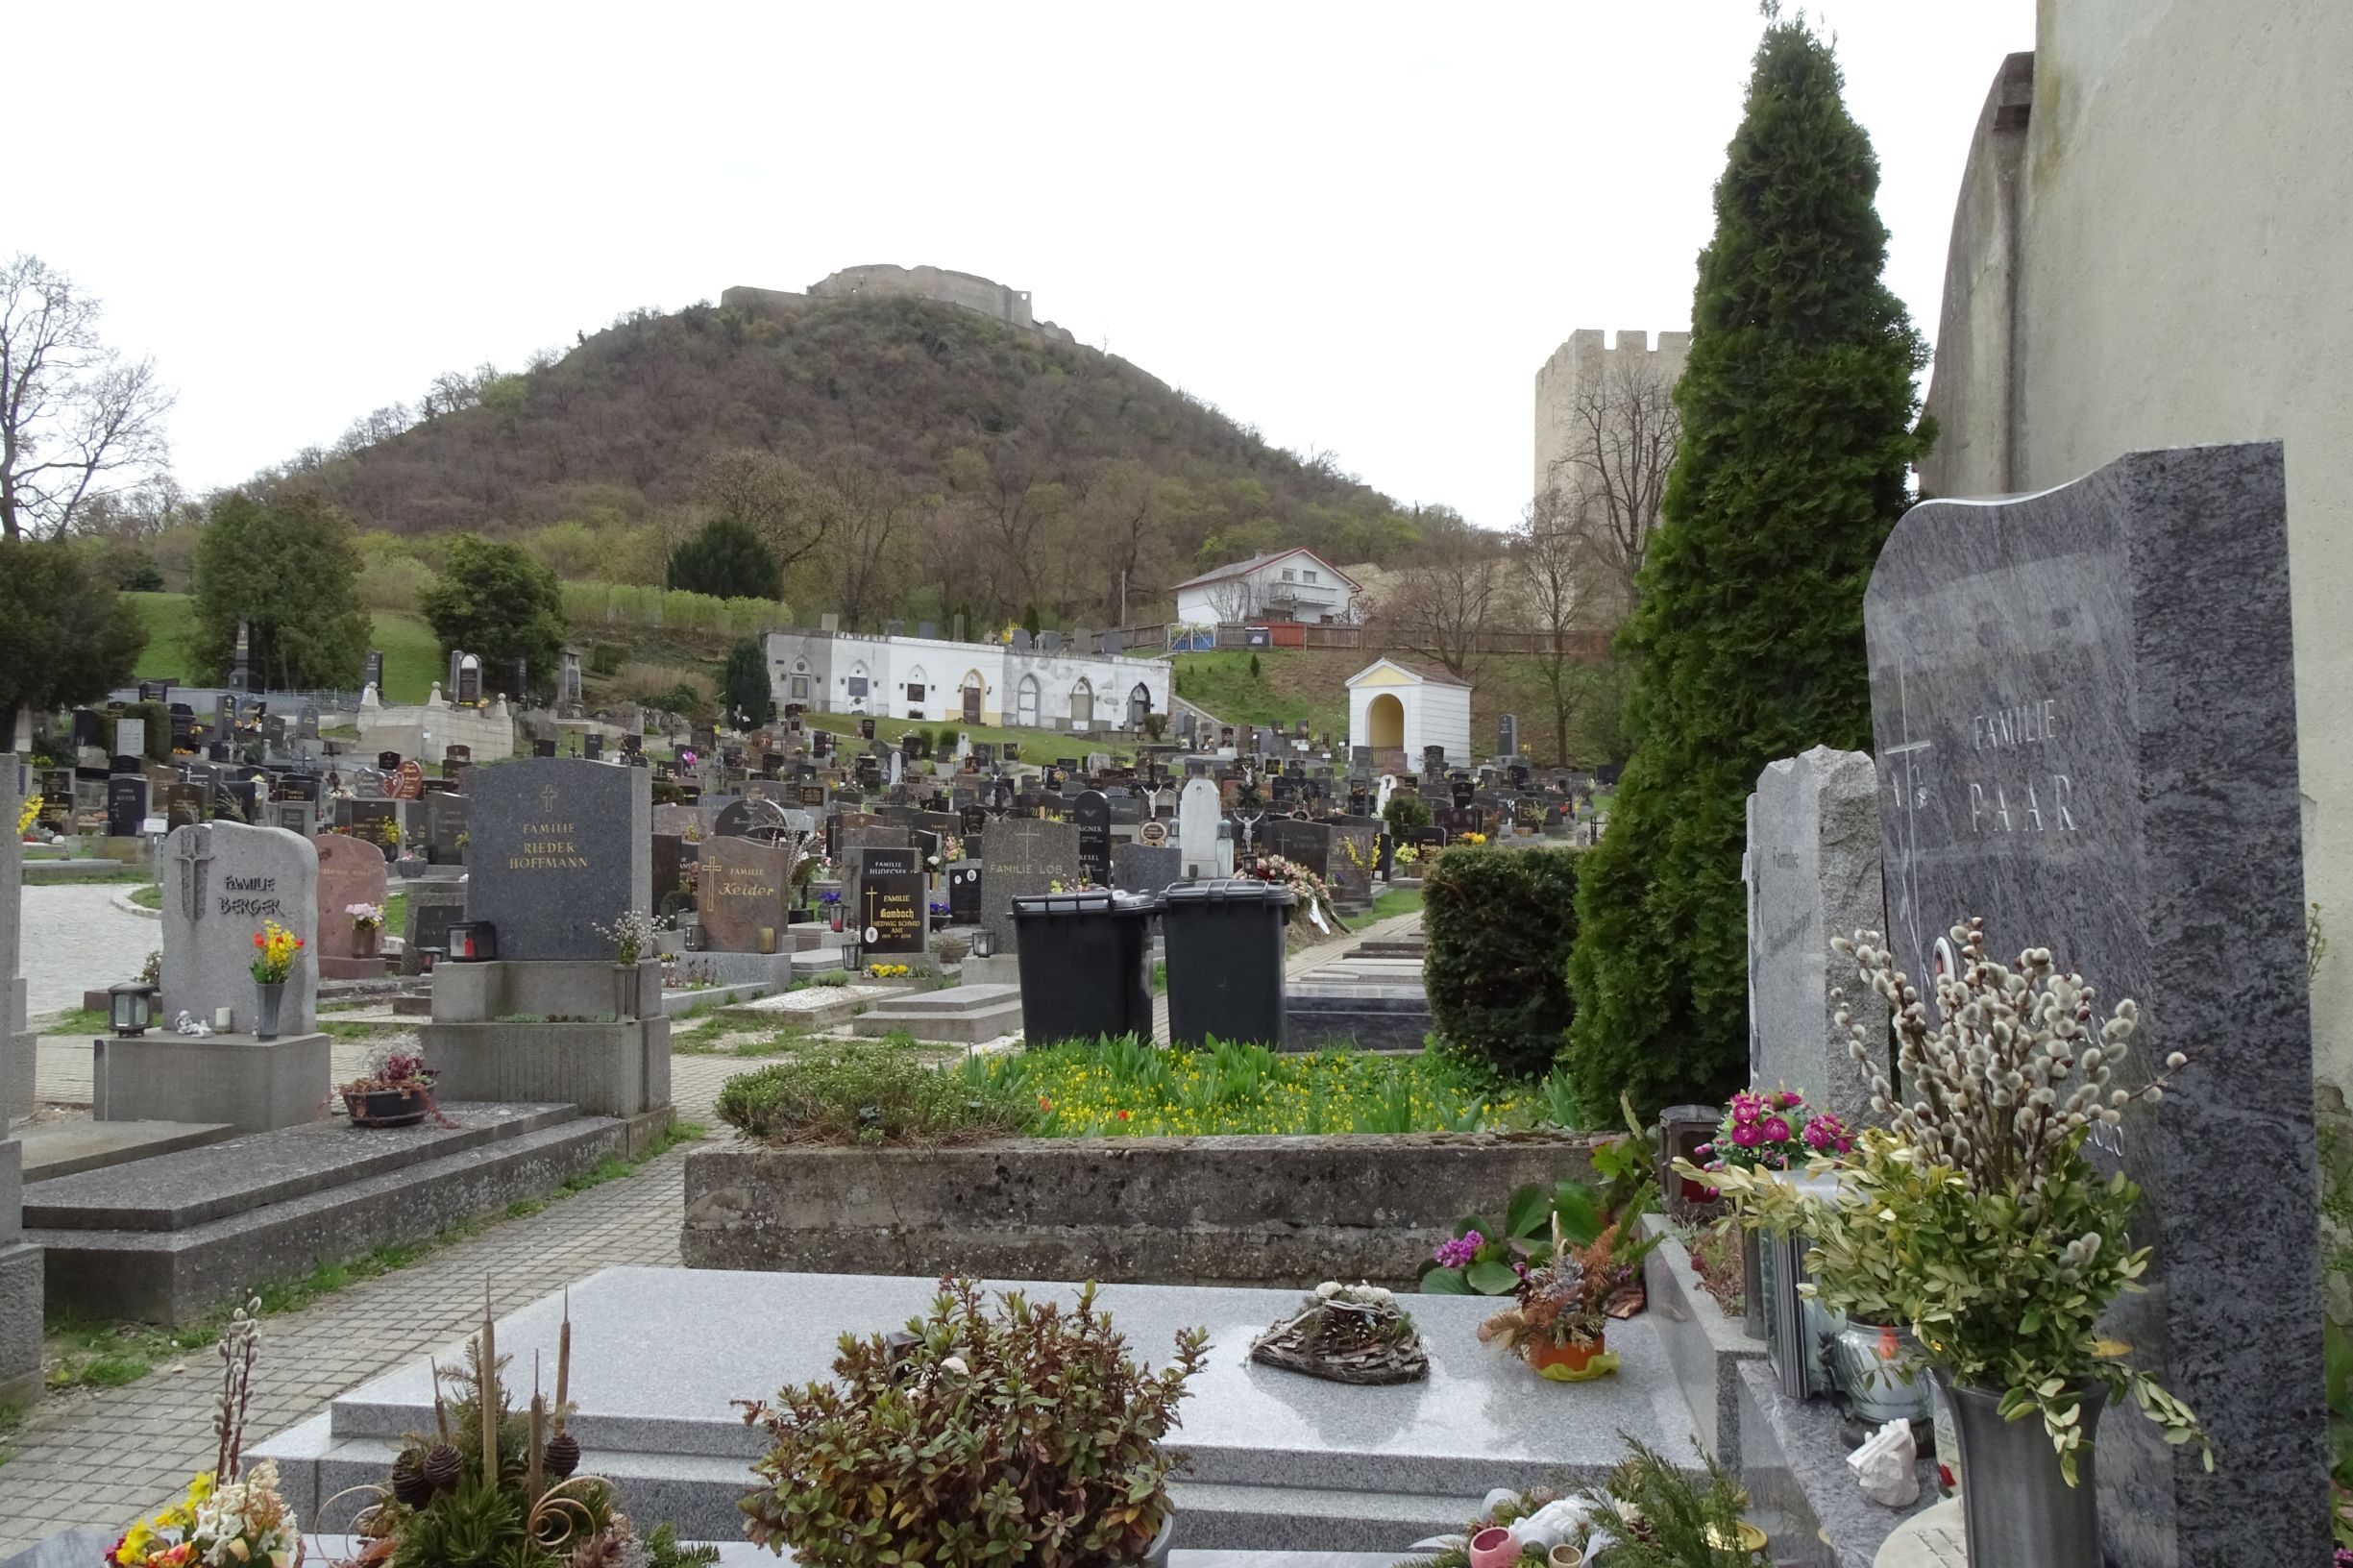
top-left (1178, 777), bottom-right (1221, 880)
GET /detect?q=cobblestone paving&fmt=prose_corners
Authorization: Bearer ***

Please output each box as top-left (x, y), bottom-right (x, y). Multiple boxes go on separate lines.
top-left (18, 886), bottom-right (159, 1017)
top-left (0, 911), bottom-right (1422, 1552)
top-left (0, 1055), bottom-right (741, 1554)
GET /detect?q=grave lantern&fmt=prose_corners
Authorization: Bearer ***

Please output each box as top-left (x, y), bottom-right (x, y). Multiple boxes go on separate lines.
top-left (970, 928), bottom-right (993, 960)
top-left (1657, 1103), bottom-right (1725, 1221)
top-left (108, 980), bottom-right (154, 1038)
top-left (445, 920), bottom-right (499, 962)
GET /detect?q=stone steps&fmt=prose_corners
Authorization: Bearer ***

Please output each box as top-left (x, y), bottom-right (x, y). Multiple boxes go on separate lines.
top-left (848, 983), bottom-right (1023, 1042)
top-left (28, 1104), bottom-right (665, 1324)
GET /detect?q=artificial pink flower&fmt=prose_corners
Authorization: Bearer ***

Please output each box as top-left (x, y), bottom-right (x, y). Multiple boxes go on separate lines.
top-left (1731, 1092), bottom-right (1764, 1125)
top-left (1761, 1116), bottom-right (1792, 1142)
top-left (1731, 1123), bottom-right (1764, 1148)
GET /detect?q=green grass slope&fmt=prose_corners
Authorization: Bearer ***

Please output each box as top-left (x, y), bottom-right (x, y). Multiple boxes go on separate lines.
top-left (127, 592), bottom-right (443, 703)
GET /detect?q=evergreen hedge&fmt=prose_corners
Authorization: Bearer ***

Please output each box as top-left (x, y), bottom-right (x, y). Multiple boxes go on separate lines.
top-left (1564, 19), bottom-right (1928, 1119)
top-left (1423, 846), bottom-right (1581, 1081)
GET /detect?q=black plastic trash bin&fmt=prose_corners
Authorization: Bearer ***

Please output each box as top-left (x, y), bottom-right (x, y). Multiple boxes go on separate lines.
top-left (1160, 879), bottom-right (1294, 1048)
top-left (1010, 890), bottom-right (1159, 1043)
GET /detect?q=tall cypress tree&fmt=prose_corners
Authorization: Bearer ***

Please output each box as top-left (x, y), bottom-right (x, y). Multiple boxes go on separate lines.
top-left (1565, 17), bottom-right (1927, 1117)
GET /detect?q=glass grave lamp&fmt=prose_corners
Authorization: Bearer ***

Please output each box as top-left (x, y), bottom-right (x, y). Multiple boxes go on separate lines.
top-left (108, 980), bottom-right (155, 1038)
top-left (970, 927), bottom-right (993, 959)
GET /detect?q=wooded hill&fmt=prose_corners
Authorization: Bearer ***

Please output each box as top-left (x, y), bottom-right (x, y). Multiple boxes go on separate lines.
top-left (274, 295), bottom-right (1435, 629)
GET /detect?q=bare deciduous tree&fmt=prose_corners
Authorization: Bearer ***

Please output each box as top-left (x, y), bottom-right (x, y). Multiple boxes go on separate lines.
top-left (1199, 571), bottom-right (1262, 625)
top-left (1516, 488), bottom-right (1612, 764)
top-left (1548, 356), bottom-right (1680, 615)
top-left (1384, 508), bottom-right (1505, 680)
top-left (813, 448), bottom-right (914, 631)
top-left (0, 254), bottom-right (175, 542)
top-left (701, 448), bottom-right (834, 569)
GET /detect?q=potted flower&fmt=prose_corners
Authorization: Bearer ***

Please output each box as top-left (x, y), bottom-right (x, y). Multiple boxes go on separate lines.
top-left (1476, 1215), bottom-right (1646, 1381)
top-left (589, 910), bottom-right (664, 1020)
top-left (1685, 920), bottom-right (2209, 1567)
top-left (110, 1299), bottom-right (304, 1568)
top-left (339, 1052), bottom-right (445, 1128)
top-left (347, 901), bottom-right (386, 960)
top-left (821, 888), bottom-right (844, 932)
top-left (928, 898), bottom-right (951, 930)
top-left (740, 1277), bottom-right (1207, 1568)
top-left (248, 919), bottom-right (304, 1040)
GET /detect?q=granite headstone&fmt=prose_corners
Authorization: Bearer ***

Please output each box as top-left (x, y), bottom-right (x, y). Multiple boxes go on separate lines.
top-left (1862, 442), bottom-right (2319, 1566)
top-left (159, 821), bottom-right (319, 1035)
top-left (466, 758), bottom-right (650, 962)
top-left (699, 836), bottom-right (794, 953)
top-left (979, 819), bottom-right (1080, 956)
top-left (1073, 789), bottom-right (1112, 887)
top-left (312, 832), bottom-right (389, 971)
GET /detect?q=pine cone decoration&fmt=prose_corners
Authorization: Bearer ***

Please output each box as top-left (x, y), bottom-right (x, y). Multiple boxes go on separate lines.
top-left (544, 1430), bottom-right (581, 1479)
top-left (422, 1441), bottom-right (463, 1494)
top-left (389, 1448), bottom-right (433, 1507)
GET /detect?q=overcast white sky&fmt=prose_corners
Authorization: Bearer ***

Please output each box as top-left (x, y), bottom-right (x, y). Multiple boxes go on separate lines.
top-left (21, 0), bottom-right (2032, 534)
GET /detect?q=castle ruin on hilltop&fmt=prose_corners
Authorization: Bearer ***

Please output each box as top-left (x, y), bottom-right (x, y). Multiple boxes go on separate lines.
top-left (1532, 328), bottom-right (1691, 504)
top-left (720, 264), bottom-right (1078, 344)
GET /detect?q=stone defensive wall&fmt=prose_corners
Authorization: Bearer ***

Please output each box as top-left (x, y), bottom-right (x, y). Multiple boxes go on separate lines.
top-left (721, 262), bottom-right (1077, 343)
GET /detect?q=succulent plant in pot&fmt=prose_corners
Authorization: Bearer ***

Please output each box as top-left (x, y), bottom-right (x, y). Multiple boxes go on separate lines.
top-left (338, 1052), bottom-right (452, 1129)
top-left (738, 1275), bottom-right (1209, 1568)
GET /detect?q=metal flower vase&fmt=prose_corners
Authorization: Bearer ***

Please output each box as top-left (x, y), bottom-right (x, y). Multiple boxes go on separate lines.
top-left (254, 981), bottom-right (285, 1041)
top-left (1936, 1370), bottom-right (2106, 1567)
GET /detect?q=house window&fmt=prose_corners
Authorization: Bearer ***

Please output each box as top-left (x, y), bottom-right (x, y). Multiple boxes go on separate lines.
top-left (1303, 571), bottom-right (1317, 583)
top-left (906, 683), bottom-right (926, 703)
top-left (1281, 569), bottom-right (1296, 581)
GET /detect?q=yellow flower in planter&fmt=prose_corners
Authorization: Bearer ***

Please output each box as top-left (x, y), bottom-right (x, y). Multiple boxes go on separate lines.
top-left (248, 921), bottom-right (304, 984)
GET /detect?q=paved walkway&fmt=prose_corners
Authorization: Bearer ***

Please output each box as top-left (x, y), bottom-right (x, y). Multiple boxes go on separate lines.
top-left (0, 911), bottom-right (1422, 1552)
top-left (17, 886), bottom-right (159, 1017)
top-left (0, 1055), bottom-right (739, 1554)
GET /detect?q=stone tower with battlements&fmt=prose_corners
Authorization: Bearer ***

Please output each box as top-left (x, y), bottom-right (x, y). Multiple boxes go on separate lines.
top-left (1532, 328), bottom-right (1692, 504)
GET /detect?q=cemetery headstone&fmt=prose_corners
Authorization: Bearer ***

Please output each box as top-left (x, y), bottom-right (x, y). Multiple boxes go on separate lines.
top-left (1178, 777), bottom-right (1222, 879)
top-left (1862, 441), bottom-right (2319, 1566)
top-left (1073, 789), bottom-right (1112, 886)
top-left (160, 822), bottom-right (319, 1034)
top-left (106, 776), bottom-right (148, 838)
top-left (403, 881), bottom-right (466, 973)
top-left (856, 845), bottom-right (928, 959)
top-left (947, 863), bottom-right (984, 923)
top-left (699, 836), bottom-right (795, 953)
top-left (1747, 747), bottom-right (1885, 1132)
top-left (313, 832), bottom-right (390, 975)
top-left (979, 819), bottom-right (1080, 955)
top-left (1111, 841), bottom-right (1181, 894)
top-left (466, 758), bottom-right (650, 962)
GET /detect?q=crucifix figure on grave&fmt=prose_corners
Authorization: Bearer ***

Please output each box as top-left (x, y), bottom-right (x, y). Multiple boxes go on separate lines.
top-left (1235, 809), bottom-right (1262, 857)
top-left (175, 825), bottom-right (214, 923)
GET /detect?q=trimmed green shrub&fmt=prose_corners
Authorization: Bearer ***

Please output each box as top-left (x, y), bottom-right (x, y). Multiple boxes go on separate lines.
top-left (1383, 792), bottom-right (1434, 837)
top-left (719, 638), bottom-right (774, 728)
top-left (1424, 846), bottom-right (1581, 1081)
top-left (1566, 17), bottom-right (1927, 1120)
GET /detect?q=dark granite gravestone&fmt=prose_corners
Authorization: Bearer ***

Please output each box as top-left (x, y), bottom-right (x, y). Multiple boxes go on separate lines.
top-left (402, 881), bottom-right (466, 973)
top-left (650, 834), bottom-right (685, 912)
top-left (699, 836), bottom-right (794, 953)
top-left (426, 792), bottom-right (470, 865)
top-left (1863, 442), bottom-right (2321, 1567)
top-left (855, 845), bottom-right (927, 959)
top-left (840, 824), bottom-right (913, 921)
top-left (947, 863), bottom-right (983, 923)
top-left (339, 798), bottom-right (401, 862)
top-left (106, 776), bottom-right (148, 837)
top-left (979, 819), bottom-right (1081, 955)
top-left (163, 782), bottom-right (205, 829)
top-left (1326, 817), bottom-right (1379, 905)
top-left (1073, 789), bottom-right (1112, 887)
top-left (465, 758), bottom-right (650, 962)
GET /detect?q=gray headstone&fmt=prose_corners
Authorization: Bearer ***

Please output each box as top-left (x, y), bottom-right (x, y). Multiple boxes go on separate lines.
top-left (160, 821), bottom-right (319, 1035)
top-left (1746, 747), bottom-right (1885, 1130)
top-left (1178, 778), bottom-right (1222, 880)
top-left (979, 819), bottom-right (1081, 955)
top-left (1863, 442), bottom-right (2318, 1567)
top-left (699, 836), bottom-right (794, 953)
top-left (1111, 842), bottom-right (1181, 895)
top-left (466, 758), bottom-right (651, 962)
top-left (312, 832), bottom-right (388, 965)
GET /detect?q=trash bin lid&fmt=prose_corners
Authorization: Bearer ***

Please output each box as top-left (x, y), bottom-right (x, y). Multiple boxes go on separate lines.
top-left (1160, 877), bottom-right (1296, 908)
top-left (1010, 890), bottom-right (1160, 919)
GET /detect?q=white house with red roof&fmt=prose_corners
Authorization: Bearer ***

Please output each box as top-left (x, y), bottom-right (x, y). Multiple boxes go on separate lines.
top-left (1171, 548), bottom-right (1363, 625)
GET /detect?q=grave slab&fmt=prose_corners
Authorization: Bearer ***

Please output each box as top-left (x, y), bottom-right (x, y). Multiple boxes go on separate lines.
top-left (15, 1117), bottom-right (237, 1180)
top-left (91, 1031), bottom-right (331, 1134)
top-left (259, 1265), bottom-right (1677, 1549)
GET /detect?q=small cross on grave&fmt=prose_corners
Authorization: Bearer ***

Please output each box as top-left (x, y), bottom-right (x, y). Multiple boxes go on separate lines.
top-left (175, 825), bottom-right (214, 923)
